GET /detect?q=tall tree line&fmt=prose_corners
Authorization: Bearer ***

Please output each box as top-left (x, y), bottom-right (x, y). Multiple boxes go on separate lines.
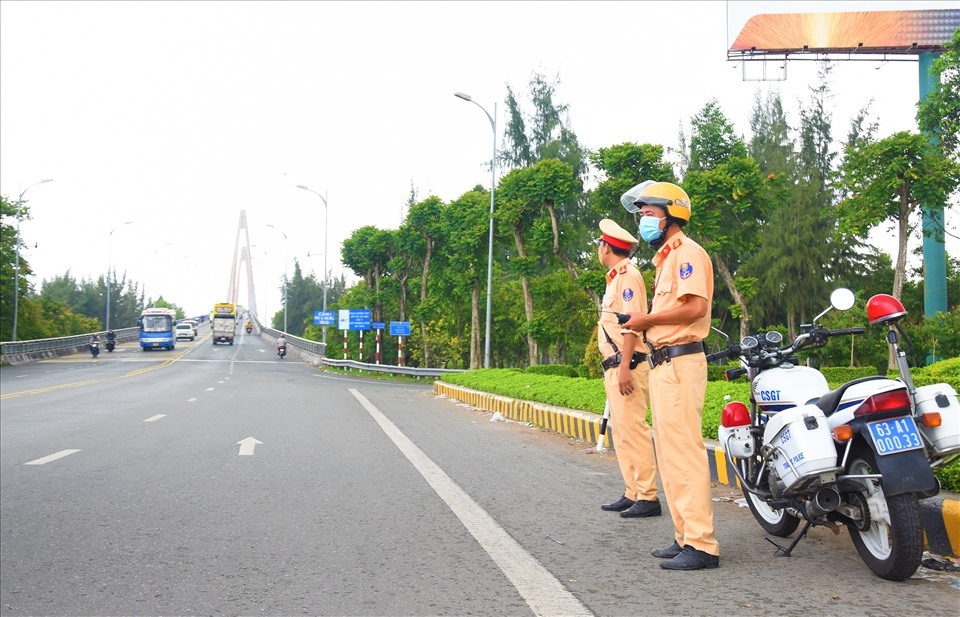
top-left (327, 65), bottom-right (959, 370)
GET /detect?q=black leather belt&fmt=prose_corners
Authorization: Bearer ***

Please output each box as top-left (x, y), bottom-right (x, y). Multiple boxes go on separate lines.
top-left (601, 351), bottom-right (647, 371)
top-left (648, 342), bottom-right (705, 368)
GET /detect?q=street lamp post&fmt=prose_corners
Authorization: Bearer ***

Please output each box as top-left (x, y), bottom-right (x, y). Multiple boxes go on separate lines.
top-left (296, 185), bottom-right (329, 344)
top-left (455, 91), bottom-right (497, 368)
top-left (266, 224), bottom-right (288, 333)
top-left (106, 221), bottom-right (133, 330)
top-left (11, 178), bottom-right (53, 341)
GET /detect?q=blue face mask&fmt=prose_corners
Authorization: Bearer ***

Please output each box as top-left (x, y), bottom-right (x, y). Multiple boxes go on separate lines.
top-left (638, 216), bottom-right (665, 243)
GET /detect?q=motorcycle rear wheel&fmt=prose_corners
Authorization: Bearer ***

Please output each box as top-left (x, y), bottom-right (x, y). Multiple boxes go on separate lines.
top-left (846, 451), bottom-right (923, 581)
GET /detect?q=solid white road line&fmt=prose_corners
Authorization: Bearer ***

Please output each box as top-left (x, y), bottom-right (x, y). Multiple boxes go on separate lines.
top-left (349, 389), bottom-right (591, 617)
top-left (144, 414), bottom-right (166, 422)
top-left (25, 449), bottom-right (81, 465)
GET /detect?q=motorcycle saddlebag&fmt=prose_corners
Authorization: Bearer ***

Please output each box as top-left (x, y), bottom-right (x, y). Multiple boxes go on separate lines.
top-left (764, 405), bottom-right (839, 491)
top-left (915, 383), bottom-right (960, 458)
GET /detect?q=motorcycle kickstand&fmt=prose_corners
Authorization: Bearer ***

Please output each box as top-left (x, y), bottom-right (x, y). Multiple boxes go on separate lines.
top-left (765, 520), bottom-right (814, 557)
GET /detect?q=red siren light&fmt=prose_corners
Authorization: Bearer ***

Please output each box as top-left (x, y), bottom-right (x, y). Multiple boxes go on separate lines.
top-left (866, 294), bottom-right (908, 325)
top-left (722, 401), bottom-right (751, 428)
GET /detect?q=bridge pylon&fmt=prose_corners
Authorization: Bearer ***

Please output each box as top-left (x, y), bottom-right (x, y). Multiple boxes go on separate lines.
top-left (227, 210), bottom-right (257, 317)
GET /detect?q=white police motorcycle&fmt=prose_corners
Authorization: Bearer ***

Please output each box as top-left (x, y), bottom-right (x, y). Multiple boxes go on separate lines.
top-left (712, 289), bottom-right (957, 581)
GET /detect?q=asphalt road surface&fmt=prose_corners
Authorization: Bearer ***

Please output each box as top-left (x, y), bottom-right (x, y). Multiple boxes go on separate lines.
top-left (2, 326), bottom-right (957, 616)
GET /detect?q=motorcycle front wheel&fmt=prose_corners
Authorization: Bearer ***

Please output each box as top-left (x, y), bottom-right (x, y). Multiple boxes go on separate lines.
top-left (739, 459), bottom-right (801, 537)
top-left (846, 451), bottom-right (923, 581)
top-left (742, 486), bottom-right (801, 537)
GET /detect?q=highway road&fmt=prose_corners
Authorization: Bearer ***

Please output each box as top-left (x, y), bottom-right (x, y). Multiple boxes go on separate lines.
top-left (1, 324), bottom-right (957, 616)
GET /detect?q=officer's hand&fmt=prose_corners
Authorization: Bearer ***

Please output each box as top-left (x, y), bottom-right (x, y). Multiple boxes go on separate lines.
top-left (618, 367), bottom-right (633, 396)
top-left (623, 312), bottom-right (648, 331)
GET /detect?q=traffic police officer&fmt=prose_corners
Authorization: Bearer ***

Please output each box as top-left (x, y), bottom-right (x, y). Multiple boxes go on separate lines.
top-left (596, 218), bottom-right (661, 519)
top-left (622, 181), bottom-right (719, 570)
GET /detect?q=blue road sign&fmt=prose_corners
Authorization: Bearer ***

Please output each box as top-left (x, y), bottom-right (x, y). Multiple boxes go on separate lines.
top-left (314, 310), bottom-right (336, 325)
top-left (371, 321), bottom-right (386, 330)
top-left (389, 321), bottom-right (411, 336)
top-left (338, 309), bottom-right (372, 331)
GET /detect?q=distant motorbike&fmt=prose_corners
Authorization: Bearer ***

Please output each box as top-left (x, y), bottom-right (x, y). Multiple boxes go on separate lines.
top-left (277, 344), bottom-right (287, 359)
top-left (90, 342), bottom-right (100, 358)
top-left (105, 340), bottom-right (116, 352)
top-left (246, 324), bottom-right (253, 334)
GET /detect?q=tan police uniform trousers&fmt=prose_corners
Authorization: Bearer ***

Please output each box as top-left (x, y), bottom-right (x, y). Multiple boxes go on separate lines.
top-left (648, 353), bottom-right (719, 556)
top-left (604, 360), bottom-right (658, 502)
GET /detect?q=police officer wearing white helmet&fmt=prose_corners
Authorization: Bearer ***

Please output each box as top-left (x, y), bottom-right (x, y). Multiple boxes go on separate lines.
top-left (620, 180), bottom-right (719, 571)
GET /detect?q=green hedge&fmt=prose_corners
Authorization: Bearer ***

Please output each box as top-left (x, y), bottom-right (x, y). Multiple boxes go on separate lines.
top-left (439, 359), bottom-right (959, 491)
top-left (910, 356), bottom-right (960, 388)
top-left (526, 364), bottom-right (579, 378)
top-left (820, 366), bottom-right (883, 388)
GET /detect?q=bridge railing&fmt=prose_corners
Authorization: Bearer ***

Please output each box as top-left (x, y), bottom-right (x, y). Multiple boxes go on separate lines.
top-left (1, 327), bottom-right (140, 364)
top-left (250, 313), bottom-right (465, 378)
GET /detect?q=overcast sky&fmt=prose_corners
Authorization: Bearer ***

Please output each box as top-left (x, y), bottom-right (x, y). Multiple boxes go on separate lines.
top-left (2, 0), bottom-right (956, 321)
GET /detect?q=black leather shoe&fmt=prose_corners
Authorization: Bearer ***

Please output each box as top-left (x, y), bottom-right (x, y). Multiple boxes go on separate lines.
top-left (601, 495), bottom-right (636, 512)
top-left (651, 541), bottom-right (683, 559)
top-left (659, 546), bottom-right (719, 570)
top-left (619, 499), bottom-right (662, 518)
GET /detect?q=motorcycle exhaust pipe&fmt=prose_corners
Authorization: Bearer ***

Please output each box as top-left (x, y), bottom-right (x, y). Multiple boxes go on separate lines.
top-left (804, 487), bottom-right (841, 519)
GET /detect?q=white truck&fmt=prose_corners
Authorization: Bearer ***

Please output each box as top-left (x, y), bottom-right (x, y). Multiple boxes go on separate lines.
top-left (211, 302), bottom-right (237, 345)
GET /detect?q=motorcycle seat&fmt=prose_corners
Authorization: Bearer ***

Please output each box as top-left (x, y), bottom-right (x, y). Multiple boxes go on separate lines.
top-left (813, 375), bottom-right (889, 416)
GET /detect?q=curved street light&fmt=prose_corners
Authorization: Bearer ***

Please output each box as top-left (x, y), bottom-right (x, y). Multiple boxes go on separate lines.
top-left (106, 221), bottom-right (133, 330)
top-left (12, 178), bottom-right (53, 341)
top-left (455, 91), bottom-right (497, 368)
top-left (296, 184), bottom-right (330, 344)
top-left (266, 224), bottom-right (289, 333)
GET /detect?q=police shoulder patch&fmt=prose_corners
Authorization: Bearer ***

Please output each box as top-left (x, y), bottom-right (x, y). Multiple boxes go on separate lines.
top-left (622, 288), bottom-right (634, 302)
top-left (679, 262), bottom-right (693, 279)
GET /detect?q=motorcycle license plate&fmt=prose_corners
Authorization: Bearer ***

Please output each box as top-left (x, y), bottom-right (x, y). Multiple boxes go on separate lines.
top-left (866, 416), bottom-right (923, 456)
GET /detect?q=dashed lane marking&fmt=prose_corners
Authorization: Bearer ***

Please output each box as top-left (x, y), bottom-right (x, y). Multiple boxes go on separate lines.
top-left (24, 449), bottom-right (81, 465)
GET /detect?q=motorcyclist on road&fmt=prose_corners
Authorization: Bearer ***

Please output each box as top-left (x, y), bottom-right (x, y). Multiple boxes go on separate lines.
top-left (106, 330), bottom-right (116, 343)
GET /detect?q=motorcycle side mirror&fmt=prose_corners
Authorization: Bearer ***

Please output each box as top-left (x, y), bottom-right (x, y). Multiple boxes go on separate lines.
top-left (709, 325), bottom-right (730, 344)
top-left (830, 288), bottom-right (856, 311)
top-left (812, 288), bottom-right (856, 324)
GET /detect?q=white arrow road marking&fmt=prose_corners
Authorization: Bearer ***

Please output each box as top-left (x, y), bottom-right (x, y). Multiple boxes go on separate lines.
top-left (237, 437), bottom-right (262, 456)
top-left (349, 389), bottom-right (591, 617)
top-left (25, 449), bottom-right (80, 465)
top-left (144, 414), bottom-right (166, 422)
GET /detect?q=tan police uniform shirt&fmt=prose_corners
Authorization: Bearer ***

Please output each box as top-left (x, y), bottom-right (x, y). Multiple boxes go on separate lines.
top-left (646, 231), bottom-right (713, 347)
top-left (598, 257), bottom-right (648, 358)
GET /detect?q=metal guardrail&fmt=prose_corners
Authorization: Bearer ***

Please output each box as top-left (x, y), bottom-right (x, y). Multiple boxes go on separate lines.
top-left (1, 327), bottom-right (140, 357)
top-left (251, 313), bottom-right (464, 378)
top-left (255, 317), bottom-right (328, 359)
top-left (320, 357), bottom-right (467, 378)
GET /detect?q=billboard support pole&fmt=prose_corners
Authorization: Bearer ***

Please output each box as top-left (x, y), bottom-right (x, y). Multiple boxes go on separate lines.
top-left (919, 51), bottom-right (947, 359)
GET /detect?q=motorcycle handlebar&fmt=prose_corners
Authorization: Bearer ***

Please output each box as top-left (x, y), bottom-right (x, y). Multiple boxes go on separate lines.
top-left (828, 327), bottom-right (866, 336)
top-left (705, 345), bottom-right (740, 363)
